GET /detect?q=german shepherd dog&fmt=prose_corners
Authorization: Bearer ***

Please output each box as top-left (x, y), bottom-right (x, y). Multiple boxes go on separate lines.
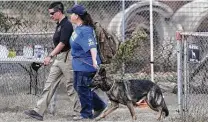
top-left (90, 68), bottom-right (169, 121)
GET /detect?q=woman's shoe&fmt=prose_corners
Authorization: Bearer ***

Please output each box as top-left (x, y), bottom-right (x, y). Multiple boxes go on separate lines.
top-left (73, 115), bottom-right (90, 121)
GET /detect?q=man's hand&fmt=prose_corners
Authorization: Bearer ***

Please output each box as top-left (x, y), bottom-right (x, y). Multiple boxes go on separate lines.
top-left (44, 56), bottom-right (52, 66)
top-left (44, 42), bottom-right (65, 66)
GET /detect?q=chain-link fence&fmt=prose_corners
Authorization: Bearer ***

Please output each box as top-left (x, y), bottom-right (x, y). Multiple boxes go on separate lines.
top-left (0, 0), bottom-right (208, 121)
top-left (0, 1), bottom-right (181, 121)
top-left (0, 32), bottom-right (54, 94)
top-left (177, 32), bottom-right (208, 122)
top-left (174, 1), bottom-right (208, 122)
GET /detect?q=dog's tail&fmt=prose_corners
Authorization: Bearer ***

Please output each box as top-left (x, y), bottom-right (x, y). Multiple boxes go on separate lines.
top-left (161, 100), bottom-right (169, 117)
top-left (146, 86), bottom-right (169, 117)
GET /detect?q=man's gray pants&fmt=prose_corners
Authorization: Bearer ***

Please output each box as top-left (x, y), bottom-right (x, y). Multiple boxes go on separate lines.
top-left (33, 51), bottom-right (80, 116)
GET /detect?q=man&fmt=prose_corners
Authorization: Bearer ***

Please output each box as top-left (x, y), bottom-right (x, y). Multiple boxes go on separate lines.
top-left (24, 2), bottom-right (80, 121)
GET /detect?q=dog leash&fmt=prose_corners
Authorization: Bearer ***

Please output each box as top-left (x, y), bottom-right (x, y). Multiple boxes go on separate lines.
top-left (76, 58), bottom-right (100, 69)
top-left (77, 58), bottom-right (94, 67)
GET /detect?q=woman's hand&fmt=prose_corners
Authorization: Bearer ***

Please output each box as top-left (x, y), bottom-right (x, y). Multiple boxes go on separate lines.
top-left (92, 60), bottom-right (99, 69)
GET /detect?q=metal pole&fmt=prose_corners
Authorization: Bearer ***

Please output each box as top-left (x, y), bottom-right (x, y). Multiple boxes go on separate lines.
top-left (121, 0), bottom-right (125, 78)
top-left (122, 0), bottom-right (125, 42)
top-left (183, 35), bottom-right (188, 117)
top-left (74, 0), bottom-right (77, 5)
top-left (149, 0), bottom-right (154, 82)
top-left (176, 31), bottom-right (183, 115)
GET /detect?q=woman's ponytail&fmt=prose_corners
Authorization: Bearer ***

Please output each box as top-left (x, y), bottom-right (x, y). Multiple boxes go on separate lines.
top-left (79, 12), bottom-right (95, 28)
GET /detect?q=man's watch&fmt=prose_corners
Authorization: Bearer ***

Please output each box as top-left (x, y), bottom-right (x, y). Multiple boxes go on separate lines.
top-left (49, 54), bottom-right (54, 59)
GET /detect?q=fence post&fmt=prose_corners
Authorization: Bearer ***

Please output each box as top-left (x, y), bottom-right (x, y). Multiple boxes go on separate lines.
top-left (122, 0), bottom-right (125, 42)
top-left (183, 33), bottom-right (188, 118)
top-left (176, 31), bottom-right (183, 116)
top-left (74, 0), bottom-right (77, 5)
top-left (149, 0), bottom-right (154, 82)
top-left (121, 0), bottom-right (125, 78)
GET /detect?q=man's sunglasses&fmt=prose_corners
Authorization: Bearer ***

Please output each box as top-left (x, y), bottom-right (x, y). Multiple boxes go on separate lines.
top-left (49, 11), bottom-right (57, 15)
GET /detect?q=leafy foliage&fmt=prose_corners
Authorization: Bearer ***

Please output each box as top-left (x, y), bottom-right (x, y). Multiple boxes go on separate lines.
top-left (114, 29), bottom-right (147, 62)
top-left (103, 29), bottom-right (148, 74)
top-left (0, 12), bottom-right (12, 32)
top-left (0, 12), bottom-right (23, 33)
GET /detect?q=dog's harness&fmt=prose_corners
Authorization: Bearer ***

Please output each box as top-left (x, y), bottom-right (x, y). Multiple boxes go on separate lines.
top-left (107, 80), bottom-right (132, 101)
top-left (106, 79), bottom-right (116, 93)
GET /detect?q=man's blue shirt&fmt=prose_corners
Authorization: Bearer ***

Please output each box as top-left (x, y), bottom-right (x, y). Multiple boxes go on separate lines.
top-left (70, 25), bottom-right (101, 72)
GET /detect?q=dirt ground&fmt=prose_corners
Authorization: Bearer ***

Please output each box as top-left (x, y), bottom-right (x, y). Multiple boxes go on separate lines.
top-left (0, 91), bottom-right (180, 122)
top-left (0, 65), bottom-right (181, 122)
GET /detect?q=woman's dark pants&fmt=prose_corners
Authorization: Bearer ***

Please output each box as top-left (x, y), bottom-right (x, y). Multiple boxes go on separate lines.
top-left (73, 71), bottom-right (106, 118)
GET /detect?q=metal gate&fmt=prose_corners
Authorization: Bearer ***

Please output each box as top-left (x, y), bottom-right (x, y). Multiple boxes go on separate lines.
top-left (177, 32), bottom-right (208, 122)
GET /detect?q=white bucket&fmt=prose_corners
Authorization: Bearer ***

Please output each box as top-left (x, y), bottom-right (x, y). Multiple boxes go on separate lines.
top-left (34, 45), bottom-right (44, 59)
top-left (0, 45), bottom-right (8, 58)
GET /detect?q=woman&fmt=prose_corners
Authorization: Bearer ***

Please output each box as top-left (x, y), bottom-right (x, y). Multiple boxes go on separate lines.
top-left (67, 4), bottom-right (107, 120)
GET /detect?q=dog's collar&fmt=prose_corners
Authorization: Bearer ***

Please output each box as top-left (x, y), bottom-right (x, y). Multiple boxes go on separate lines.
top-left (107, 80), bottom-right (116, 93)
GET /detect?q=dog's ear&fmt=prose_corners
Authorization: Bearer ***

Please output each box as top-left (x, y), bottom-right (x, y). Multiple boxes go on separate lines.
top-left (98, 67), bottom-right (106, 76)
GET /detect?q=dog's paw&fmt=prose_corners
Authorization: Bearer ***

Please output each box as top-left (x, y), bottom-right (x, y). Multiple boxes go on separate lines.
top-left (157, 111), bottom-right (166, 121)
top-left (132, 116), bottom-right (137, 120)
